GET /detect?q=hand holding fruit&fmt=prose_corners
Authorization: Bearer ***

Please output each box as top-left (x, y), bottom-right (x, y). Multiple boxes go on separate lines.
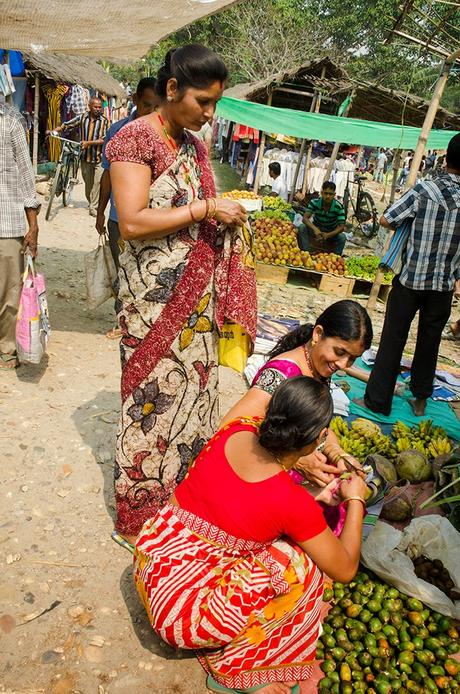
top-left (215, 198), bottom-right (248, 226)
top-left (295, 450), bottom-right (341, 487)
top-left (339, 471), bottom-right (368, 501)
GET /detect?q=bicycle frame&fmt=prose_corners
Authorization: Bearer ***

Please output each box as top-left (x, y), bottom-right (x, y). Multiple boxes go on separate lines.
top-left (45, 134), bottom-right (82, 220)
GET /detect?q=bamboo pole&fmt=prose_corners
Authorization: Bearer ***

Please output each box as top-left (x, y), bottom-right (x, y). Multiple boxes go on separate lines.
top-left (366, 49), bottom-right (460, 316)
top-left (389, 149), bottom-right (401, 205)
top-left (289, 138), bottom-right (307, 202)
top-left (32, 73), bottom-right (40, 174)
top-left (300, 67), bottom-right (327, 197)
top-left (323, 91), bottom-right (355, 182)
top-left (253, 90), bottom-right (273, 194)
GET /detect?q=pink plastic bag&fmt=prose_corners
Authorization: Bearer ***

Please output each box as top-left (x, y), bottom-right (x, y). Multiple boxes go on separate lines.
top-left (16, 255), bottom-right (50, 364)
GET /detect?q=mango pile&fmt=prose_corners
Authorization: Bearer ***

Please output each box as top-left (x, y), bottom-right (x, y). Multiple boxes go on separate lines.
top-left (317, 570), bottom-right (460, 693)
top-left (254, 217), bottom-right (346, 273)
top-left (222, 189), bottom-right (261, 199)
top-left (254, 217), bottom-right (313, 268)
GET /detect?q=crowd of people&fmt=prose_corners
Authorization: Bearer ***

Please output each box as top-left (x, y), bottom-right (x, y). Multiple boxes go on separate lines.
top-left (1, 41), bottom-right (459, 694)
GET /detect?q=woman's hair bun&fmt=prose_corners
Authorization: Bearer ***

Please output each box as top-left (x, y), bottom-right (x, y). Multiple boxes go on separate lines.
top-left (155, 44), bottom-right (228, 99)
top-left (259, 376), bottom-right (333, 454)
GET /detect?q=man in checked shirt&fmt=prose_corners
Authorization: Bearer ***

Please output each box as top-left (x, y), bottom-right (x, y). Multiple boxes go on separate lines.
top-left (360, 133), bottom-right (460, 418)
top-left (49, 97), bottom-right (109, 217)
top-left (0, 101), bottom-right (40, 370)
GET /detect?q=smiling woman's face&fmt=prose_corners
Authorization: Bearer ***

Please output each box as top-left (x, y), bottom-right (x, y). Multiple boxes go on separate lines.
top-left (311, 325), bottom-right (365, 378)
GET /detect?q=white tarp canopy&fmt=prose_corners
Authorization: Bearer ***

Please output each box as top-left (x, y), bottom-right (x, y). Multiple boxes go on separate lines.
top-left (1, 0), bottom-right (239, 62)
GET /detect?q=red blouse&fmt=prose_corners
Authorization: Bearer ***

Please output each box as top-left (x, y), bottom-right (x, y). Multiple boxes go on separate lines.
top-left (175, 419), bottom-right (327, 544)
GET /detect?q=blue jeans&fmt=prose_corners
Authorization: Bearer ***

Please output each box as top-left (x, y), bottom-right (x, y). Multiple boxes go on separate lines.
top-left (297, 224), bottom-right (346, 255)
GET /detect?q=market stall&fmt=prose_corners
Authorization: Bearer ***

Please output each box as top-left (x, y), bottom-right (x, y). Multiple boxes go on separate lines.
top-left (0, 49), bottom-right (124, 169)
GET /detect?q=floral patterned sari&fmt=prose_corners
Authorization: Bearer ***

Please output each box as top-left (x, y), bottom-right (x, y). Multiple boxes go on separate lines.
top-left (108, 124), bottom-right (257, 537)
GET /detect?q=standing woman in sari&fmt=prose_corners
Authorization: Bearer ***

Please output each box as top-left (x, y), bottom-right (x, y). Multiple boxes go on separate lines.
top-left (106, 45), bottom-right (257, 544)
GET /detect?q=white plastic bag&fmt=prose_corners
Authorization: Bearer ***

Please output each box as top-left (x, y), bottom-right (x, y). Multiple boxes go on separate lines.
top-left (84, 235), bottom-right (117, 309)
top-left (361, 516), bottom-right (460, 618)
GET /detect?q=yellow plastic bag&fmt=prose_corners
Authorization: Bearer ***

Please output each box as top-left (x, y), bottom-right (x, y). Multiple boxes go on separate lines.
top-left (218, 320), bottom-right (250, 373)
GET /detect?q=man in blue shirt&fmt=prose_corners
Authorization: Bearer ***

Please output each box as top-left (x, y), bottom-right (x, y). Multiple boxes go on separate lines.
top-left (95, 78), bottom-right (157, 337)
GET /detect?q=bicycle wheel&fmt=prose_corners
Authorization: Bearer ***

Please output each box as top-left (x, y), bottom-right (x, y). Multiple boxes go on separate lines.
top-left (45, 162), bottom-right (64, 221)
top-left (62, 158), bottom-right (76, 207)
top-left (356, 191), bottom-right (378, 238)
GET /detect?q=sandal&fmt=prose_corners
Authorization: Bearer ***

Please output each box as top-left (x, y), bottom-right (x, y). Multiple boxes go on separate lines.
top-left (106, 327), bottom-right (122, 340)
top-left (206, 675), bottom-right (300, 694)
top-left (0, 353), bottom-right (19, 370)
top-left (111, 530), bottom-right (135, 554)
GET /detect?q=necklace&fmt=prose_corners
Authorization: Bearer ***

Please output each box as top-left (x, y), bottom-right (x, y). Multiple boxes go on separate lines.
top-left (272, 452), bottom-right (288, 472)
top-left (157, 112), bottom-right (180, 152)
top-left (303, 342), bottom-right (331, 385)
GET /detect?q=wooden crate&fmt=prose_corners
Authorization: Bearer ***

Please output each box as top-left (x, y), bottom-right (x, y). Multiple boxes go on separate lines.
top-left (256, 263), bottom-right (289, 285)
top-left (318, 273), bottom-right (355, 298)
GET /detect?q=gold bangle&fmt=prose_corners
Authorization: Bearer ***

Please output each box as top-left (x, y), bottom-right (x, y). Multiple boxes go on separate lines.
top-left (206, 197), bottom-right (217, 220)
top-left (342, 496), bottom-right (366, 509)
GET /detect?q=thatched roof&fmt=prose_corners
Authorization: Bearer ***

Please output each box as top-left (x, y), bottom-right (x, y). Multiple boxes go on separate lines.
top-left (225, 59), bottom-right (460, 130)
top-left (23, 51), bottom-right (124, 97)
top-left (225, 58), bottom-right (347, 110)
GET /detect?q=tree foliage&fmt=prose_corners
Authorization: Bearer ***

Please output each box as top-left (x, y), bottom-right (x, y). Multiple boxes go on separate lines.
top-left (106, 0), bottom-right (460, 112)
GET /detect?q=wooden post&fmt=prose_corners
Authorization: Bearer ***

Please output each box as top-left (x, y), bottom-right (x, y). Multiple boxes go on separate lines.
top-left (356, 145), bottom-right (363, 171)
top-left (289, 138), bottom-right (307, 202)
top-left (253, 90), bottom-right (273, 194)
top-left (323, 91), bottom-right (355, 182)
top-left (32, 73), bottom-right (40, 174)
top-left (300, 70), bottom-right (327, 197)
top-left (367, 49), bottom-right (460, 316)
top-left (389, 149), bottom-right (401, 205)
top-left (406, 50), bottom-right (460, 188)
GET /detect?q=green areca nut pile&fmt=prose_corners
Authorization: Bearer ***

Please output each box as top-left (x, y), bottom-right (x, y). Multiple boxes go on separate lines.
top-left (317, 570), bottom-right (460, 693)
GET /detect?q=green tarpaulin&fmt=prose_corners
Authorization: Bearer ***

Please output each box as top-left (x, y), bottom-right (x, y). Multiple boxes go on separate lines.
top-left (216, 96), bottom-right (458, 149)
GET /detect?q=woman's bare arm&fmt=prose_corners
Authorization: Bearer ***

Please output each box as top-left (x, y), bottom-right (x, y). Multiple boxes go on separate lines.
top-left (299, 501), bottom-right (363, 583)
top-left (220, 387), bottom-right (271, 426)
top-left (110, 161), bottom-right (248, 242)
top-left (111, 161), bottom-right (204, 241)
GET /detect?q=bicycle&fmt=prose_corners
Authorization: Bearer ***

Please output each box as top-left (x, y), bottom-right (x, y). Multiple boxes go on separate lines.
top-left (45, 134), bottom-right (81, 221)
top-left (342, 175), bottom-right (379, 238)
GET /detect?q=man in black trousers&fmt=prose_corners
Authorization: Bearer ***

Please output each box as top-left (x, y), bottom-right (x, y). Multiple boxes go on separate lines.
top-left (361, 133), bottom-right (460, 417)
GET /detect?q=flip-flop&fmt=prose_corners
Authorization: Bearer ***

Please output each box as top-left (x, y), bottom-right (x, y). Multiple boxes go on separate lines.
top-left (206, 675), bottom-right (300, 694)
top-left (0, 353), bottom-right (19, 370)
top-left (111, 530), bottom-right (135, 554)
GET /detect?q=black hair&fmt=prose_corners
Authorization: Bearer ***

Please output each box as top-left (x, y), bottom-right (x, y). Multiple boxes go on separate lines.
top-left (136, 77), bottom-right (157, 96)
top-left (269, 162), bottom-right (281, 176)
top-left (155, 44), bottom-right (228, 99)
top-left (268, 299), bottom-right (373, 360)
top-left (322, 180), bottom-right (336, 191)
top-left (446, 133), bottom-right (460, 170)
top-left (259, 376), bottom-right (333, 454)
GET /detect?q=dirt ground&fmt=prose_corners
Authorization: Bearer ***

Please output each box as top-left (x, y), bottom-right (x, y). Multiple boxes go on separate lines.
top-left (0, 174), bottom-right (458, 694)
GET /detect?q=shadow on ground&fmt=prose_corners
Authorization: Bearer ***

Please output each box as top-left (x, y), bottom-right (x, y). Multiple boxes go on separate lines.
top-left (72, 388), bottom-right (120, 523)
top-left (120, 564), bottom-right (194, 662)
top-left (38, 245), bottom-right (115, 336)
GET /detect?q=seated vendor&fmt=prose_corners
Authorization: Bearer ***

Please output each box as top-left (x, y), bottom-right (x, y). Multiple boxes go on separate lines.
top-left (268, 161), bottom-right (289, 201)
top-left (297, 180), bottom-right (347, 255)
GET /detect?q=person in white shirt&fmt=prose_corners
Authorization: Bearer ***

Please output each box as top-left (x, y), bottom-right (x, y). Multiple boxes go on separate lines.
top-left (268, 162), bottom-right (288, 201)
top-left (373, 148), bottom-right (387, 183)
